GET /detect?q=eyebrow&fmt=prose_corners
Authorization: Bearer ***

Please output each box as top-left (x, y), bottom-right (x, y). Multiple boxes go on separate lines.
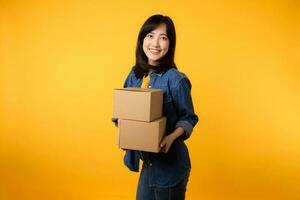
top-left (149, 31), bottom-right (168, 36)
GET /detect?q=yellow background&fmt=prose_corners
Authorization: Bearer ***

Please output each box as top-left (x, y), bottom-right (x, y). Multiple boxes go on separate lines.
top-left (1, 0), bottom-right (299, 199)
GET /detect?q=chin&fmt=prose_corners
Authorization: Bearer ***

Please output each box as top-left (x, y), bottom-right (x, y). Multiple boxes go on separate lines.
top-left (150, 57), bottom-right (161, 62)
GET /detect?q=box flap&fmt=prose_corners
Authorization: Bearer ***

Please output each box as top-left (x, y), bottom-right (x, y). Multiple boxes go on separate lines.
top-left (114, 87), bottom-right (162, 93)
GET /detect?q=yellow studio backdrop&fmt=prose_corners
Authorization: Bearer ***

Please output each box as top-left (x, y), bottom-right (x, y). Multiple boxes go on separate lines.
top-left (0, 0), bottom-right (299, 199)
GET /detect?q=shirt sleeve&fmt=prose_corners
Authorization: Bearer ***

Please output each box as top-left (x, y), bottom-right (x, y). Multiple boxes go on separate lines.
top-left (172, 77), bottom-right (199, 140)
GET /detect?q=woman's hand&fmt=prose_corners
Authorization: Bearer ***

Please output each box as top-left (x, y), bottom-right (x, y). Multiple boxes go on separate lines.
top-left (160, 127), bottom-right (185, 153)
top-left (160, 134), bottom-right (175, 153)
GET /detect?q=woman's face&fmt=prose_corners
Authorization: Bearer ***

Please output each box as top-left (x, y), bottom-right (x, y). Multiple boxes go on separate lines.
top-left (143, 23), bottom-right (169, 66)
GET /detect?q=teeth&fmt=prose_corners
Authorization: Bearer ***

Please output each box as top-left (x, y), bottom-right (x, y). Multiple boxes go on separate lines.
top-left (149, 49), bottom-right (160, 53)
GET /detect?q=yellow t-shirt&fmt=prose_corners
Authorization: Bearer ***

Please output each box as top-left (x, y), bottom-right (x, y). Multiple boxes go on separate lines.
top-left (141, 72), bottom-right (151, 88)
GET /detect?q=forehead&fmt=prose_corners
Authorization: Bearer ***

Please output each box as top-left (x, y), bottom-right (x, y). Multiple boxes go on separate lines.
top-left (150, 23), bottom-right (167, 35)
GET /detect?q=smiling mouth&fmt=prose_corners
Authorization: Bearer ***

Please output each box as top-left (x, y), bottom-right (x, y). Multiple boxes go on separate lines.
top-left (149, 48), bottom-right (161, 54)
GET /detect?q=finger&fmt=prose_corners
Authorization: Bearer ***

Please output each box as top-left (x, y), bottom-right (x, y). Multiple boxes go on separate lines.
top-left (160, 145), bottom-right (166, 153)
top-left (160, 139), bottom-right (166, 148)
top-left (164, 145), bottom-right (170, 153)
top-left (163, 143), bottom-right (170, 153)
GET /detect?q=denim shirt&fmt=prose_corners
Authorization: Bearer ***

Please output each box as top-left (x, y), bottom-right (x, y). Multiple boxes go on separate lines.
top-left (112, 68), bottom-right (199, 187)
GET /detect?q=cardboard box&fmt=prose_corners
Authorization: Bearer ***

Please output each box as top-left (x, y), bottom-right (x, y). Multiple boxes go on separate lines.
top-left (118, 117), bottom-right (166, 153)
top-left (113, 87), bottom-right (163, 122)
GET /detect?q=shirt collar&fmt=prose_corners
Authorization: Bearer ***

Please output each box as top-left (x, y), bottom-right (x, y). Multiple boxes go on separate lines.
top-left (150, 69), bottom-right (168, 77)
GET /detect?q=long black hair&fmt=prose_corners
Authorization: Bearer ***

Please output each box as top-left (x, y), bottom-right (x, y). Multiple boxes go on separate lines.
top-left (133, 14), bottom-right (177, 79)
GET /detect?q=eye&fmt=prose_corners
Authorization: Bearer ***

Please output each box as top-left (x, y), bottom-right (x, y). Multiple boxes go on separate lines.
top-left (161, 36), bottom-right (168, 41)
top-left (146, 34), bottom-right (153, 38)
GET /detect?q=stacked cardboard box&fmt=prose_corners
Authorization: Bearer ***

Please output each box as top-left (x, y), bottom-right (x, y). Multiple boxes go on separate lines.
top-left (113, 87), bottom-right (166, 153)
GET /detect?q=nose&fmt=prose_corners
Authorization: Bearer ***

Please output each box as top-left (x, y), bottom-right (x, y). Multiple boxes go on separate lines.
top-left (152, 37), bottom-right (159, 47)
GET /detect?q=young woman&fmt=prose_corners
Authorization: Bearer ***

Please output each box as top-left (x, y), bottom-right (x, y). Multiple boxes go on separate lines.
top-left (113, 14), bottom-right (199, 200)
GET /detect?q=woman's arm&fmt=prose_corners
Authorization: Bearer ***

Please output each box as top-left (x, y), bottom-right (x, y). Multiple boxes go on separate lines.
top-left (160, 127), bottom-right (184, 153)
top-left (160, 77), bottom-right (199, 153)
top-left (172, 77), bottom-right (199, 140)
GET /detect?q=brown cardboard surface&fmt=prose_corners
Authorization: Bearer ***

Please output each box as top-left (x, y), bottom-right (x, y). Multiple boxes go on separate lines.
top-left (118, 117), bottom-right (166, 153)
top-left (113, 87), bottom-right (163, 122)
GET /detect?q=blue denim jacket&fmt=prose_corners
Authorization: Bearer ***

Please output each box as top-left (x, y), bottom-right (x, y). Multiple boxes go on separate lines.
top-left (113, 68), bottom-right (198, 187)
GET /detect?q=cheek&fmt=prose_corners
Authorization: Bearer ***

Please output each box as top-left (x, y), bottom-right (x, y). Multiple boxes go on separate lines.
top-left (143, 40), bottom-right (150, 49)
top-left (142, 41), bottom-right (148, 52)
top-left (143, 38), bottom-right (149, 46)
top-left (162, 42), bottom-right (170, 52)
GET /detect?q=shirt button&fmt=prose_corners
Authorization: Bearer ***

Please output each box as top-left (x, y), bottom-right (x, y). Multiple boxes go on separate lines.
top-left (149, 163), bottom-right (153, 166)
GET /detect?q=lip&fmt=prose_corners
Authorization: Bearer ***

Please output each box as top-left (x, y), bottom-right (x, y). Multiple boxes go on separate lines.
top-left (149, 48), bottom-right (161, 54)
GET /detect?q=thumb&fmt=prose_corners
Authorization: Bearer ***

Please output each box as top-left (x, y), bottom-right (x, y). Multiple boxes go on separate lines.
top-left (160, 138), bottom-right (166, 148)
